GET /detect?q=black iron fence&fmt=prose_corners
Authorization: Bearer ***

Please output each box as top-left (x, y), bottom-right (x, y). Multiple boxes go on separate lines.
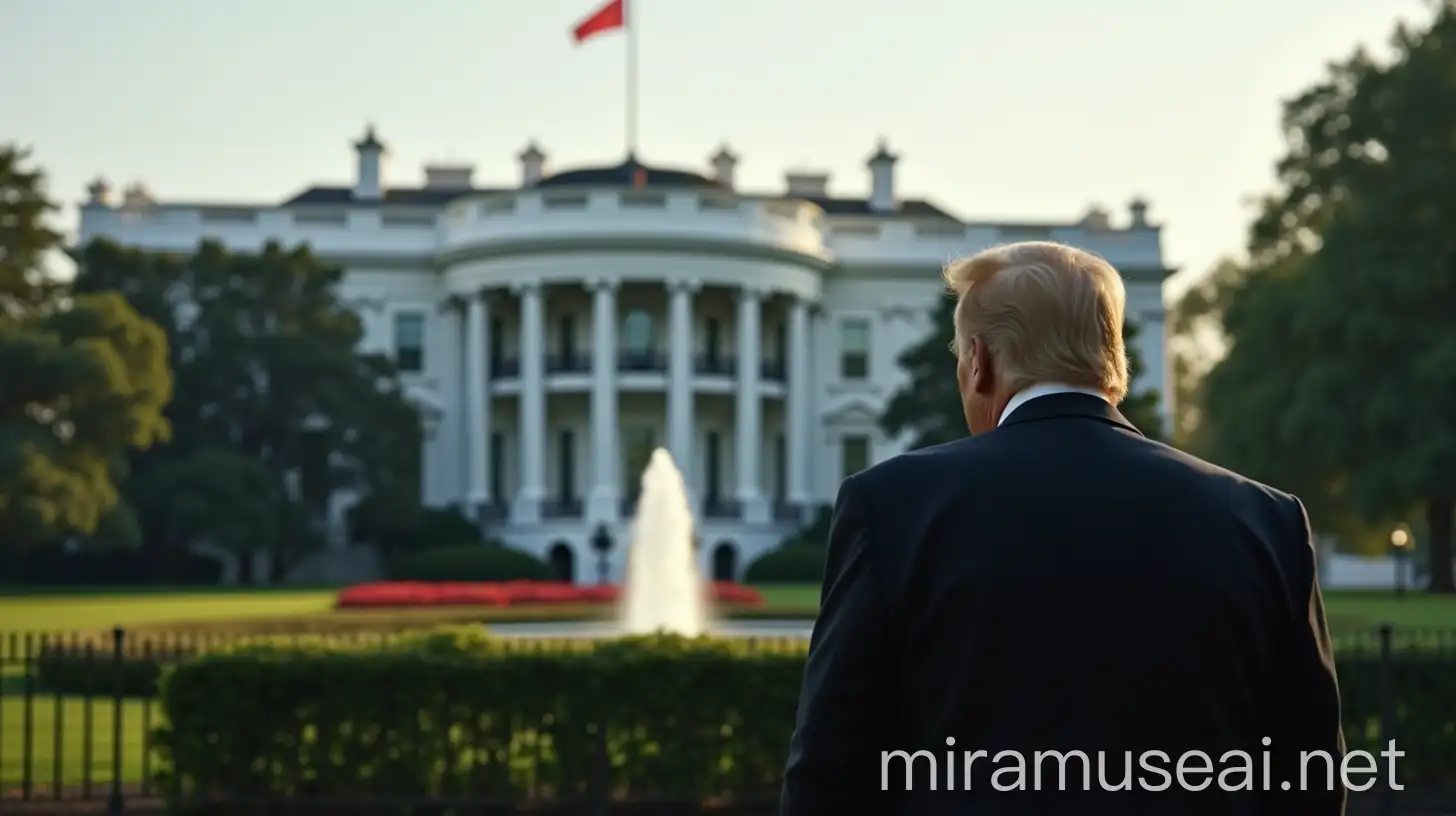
top-left (2, 625), bottom-right (1455, 814)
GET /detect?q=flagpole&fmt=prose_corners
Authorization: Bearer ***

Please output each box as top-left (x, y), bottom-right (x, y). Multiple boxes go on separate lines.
top-left (625, 0), bottom-right (638, 157)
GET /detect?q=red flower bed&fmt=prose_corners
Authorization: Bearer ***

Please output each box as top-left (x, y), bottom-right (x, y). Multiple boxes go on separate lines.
top-left (336, 580), bottom-right (764, 609)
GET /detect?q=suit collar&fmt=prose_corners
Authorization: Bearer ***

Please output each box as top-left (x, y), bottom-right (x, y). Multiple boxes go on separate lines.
top-left (999, 390), bottom-right (1143, 436)
top-left (998, 383), bottom-right (1107, 427)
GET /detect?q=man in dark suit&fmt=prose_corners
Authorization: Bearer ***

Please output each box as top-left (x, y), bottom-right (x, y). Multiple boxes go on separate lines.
top-left (780, 241), bottom-right (1344, 815)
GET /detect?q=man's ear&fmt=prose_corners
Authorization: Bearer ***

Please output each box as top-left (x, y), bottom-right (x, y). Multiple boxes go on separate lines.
top-left (971, 337), bottom-right (996, 396)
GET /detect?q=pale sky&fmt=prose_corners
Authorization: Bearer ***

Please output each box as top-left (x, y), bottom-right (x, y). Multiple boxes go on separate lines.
top-left (0, 0), bottom-right (1431, 299)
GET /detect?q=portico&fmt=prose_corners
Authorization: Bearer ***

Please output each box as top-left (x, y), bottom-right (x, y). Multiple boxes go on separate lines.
top-left (457, 278), bottom-right (815, 529)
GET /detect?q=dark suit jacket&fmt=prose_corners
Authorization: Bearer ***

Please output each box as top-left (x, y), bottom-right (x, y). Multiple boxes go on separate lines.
top-left (780, 392), bottom-right (1344, 816)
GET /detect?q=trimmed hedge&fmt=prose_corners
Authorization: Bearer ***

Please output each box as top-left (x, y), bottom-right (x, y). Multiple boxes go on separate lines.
top-left (744, 547), bottom-right (824, 584)
top-left (0, 546), bottom-right (222, 586)
top-left (155, 631), bottom-right (807, 801)
top-left (147, 629), bottom-right (1456, 803)
top-left (388, 544), bottom-right (553, 582)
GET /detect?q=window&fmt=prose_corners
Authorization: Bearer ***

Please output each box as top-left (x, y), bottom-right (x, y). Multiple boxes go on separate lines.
top-left (490, 432), bottom-right (505, 504)
top-left (558, 429), bottom-right (575, 499)
top-left (775, 322), bottom-right (788, 365)
top-left (559, 314), bottom-right (576, 359)
top-left (774, 433), bottom-right (787, 500)
top-left (839, 318), bottom-right (870, 379)
top-left (622, 426), bottom-right (656, 500)
top-left (704, 318), bottom-right (721, 363)
top-left (393, 312), bottom-right (425, 372)
top-left (841, 435), bottom-right (870, 479)
top-left (489, 314), bottom-right (504, 372)
top-left (622, 309), bottom-right (655, 355)
top-left (705, 431), bottom-right (722, 500)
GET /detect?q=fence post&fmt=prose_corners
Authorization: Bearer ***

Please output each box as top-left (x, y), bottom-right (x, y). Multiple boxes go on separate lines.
top-left (108, 626), bottom-right (125, 816)
top-left (1377, 623), bottom-right (1394, 816)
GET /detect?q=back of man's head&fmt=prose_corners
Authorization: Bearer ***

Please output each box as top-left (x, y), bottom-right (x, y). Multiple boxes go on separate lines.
top-left (943, 241), bottom-right (1129, 402)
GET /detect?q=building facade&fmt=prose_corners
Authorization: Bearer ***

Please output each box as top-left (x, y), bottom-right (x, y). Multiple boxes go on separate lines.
top-left (76, 127), bottom-right (1172, 582)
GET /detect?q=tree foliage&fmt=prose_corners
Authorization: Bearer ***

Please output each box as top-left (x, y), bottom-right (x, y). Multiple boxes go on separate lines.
top-left (0, 145), bottom-right (63, 317)
top-left (0, 145), bottom-right (172, 553)
top-left (880, 293), bottom-right (1167, 449)
top-left (1199, 2), bottom-right (1456, 591)
top-left (73, 238), bottom-right (424, 578)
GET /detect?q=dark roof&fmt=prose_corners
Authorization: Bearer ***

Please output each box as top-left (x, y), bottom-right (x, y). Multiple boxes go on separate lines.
top-left (535, 156), bottom-right (723, 189)
top-left (797, 196), bottom-right (957, 219)
top-left (282, 186), bottom-right (503, 206)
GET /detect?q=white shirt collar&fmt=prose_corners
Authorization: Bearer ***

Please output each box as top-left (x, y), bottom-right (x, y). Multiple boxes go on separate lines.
top-left (998, 382), bottom-right (1108, 427)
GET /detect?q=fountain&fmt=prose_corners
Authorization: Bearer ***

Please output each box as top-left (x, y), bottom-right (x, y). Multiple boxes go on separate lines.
top-left (488, 446), bottom-right (811, 640)
top-left (620, 447), bottom-right (707, 636)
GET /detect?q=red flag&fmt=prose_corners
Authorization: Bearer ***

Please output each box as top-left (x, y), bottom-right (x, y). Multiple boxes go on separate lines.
top-left (572, 0), bottom-right (624, 44)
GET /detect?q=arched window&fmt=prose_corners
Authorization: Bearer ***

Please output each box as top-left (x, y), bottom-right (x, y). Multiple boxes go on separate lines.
top-left (711, 541), bottom-right (738, 582)
top-left (621, 309), bottom-right (655, 355)
top-left (548, 542), bottom-right (576, 583)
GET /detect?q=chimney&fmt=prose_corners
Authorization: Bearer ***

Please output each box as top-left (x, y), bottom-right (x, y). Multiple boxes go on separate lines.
top-left (85, 177), bottom-right (112, 207)
top-left (353, 124), bottom-right (386, 201)
top-left (423, 163), bottom-right (474, 190)
top-left (867, 138), bottom-right (898, 213)
top-left (1079, 205), bottom-right (1111, 230)
top-left (519, 141), bottom-right (547, 186)
top-left (1129, 196), bottom-right (1151, 228)
top-left (120, 182), bottom-right (155, 211)
top-left (710, 144), bottom-right (738, 189)
top-left (784, 170), bottom-right (829, 198)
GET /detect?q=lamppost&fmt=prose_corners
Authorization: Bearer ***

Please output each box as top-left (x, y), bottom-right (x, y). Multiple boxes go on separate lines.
top-left (591, 523), bottom-right (614, 585)
top-left (1390, 524), bottom-right (1414, 597)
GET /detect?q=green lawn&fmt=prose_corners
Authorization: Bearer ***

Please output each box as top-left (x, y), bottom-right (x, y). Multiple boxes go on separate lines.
top-left (0, 671), bottom-right (152, 794)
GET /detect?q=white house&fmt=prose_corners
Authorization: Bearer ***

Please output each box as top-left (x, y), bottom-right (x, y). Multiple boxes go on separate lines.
top-left (76, 126), bottom-right (1172, 583)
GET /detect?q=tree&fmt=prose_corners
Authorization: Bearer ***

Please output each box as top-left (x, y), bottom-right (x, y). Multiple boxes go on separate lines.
top-left (73, 238), bottom-right (423, 578)
top-left (1199, 2), bottom-right (1456, 592)
top-left (0, 146), bottom-right (63, 317)
top-left (0, 146), bottom-right (172, 554)
top-left (880, 294), bottom-right (1167, 449)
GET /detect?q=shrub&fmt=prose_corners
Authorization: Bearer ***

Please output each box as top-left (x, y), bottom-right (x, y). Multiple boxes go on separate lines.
top-left (155, 632), bottom-right (808, 802)
top-left (149, 629), bottom-right (1456, 803)
top-left (0, 546), bottom-right (222, 586)
top-left (778, 504), bottom-right (833, 549)
top-left (388, 543), bottom-right (554, 582)
top-left (744, 547), bottom-right (824, 584)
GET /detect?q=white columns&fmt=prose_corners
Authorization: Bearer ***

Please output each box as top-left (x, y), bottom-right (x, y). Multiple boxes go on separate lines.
top-left (786, 296), bottom-right (811, 514)
top-left (588, 278), bottom-right (620, 522)
top-left (667, 280), bottom-right (698, 480)
top-left (514, 282), bottom-right (546, 523)
top-left (735, 286), bottom-right (766, 522)
top-left (463, 293), bottom-right (490, 518)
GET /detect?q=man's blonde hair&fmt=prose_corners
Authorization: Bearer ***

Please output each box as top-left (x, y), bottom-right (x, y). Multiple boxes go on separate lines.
top-left (943, 241), bottom-right (1129, 403)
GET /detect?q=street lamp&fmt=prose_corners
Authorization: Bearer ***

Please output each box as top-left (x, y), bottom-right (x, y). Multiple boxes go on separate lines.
top-left (591, 523), bottom-right (615, 585)
top-left (1390, 524), bottom-right (1414, 597)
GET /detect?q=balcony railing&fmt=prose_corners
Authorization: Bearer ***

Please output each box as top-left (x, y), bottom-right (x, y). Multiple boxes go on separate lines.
top-left (545, 352), bottom-right (591, 374)
top-left (694, 355), bottom-right (736, 377)
top-left (484, 353), bottom-right (784, 383)
top-left (700, 497), bottom-right (742, 519)
top-left (488, 357), bottom-right (519, 380)
top-left (618, 350), bottom-right (667, 373)
top-left (541, 496), bottom-right (584, 519)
